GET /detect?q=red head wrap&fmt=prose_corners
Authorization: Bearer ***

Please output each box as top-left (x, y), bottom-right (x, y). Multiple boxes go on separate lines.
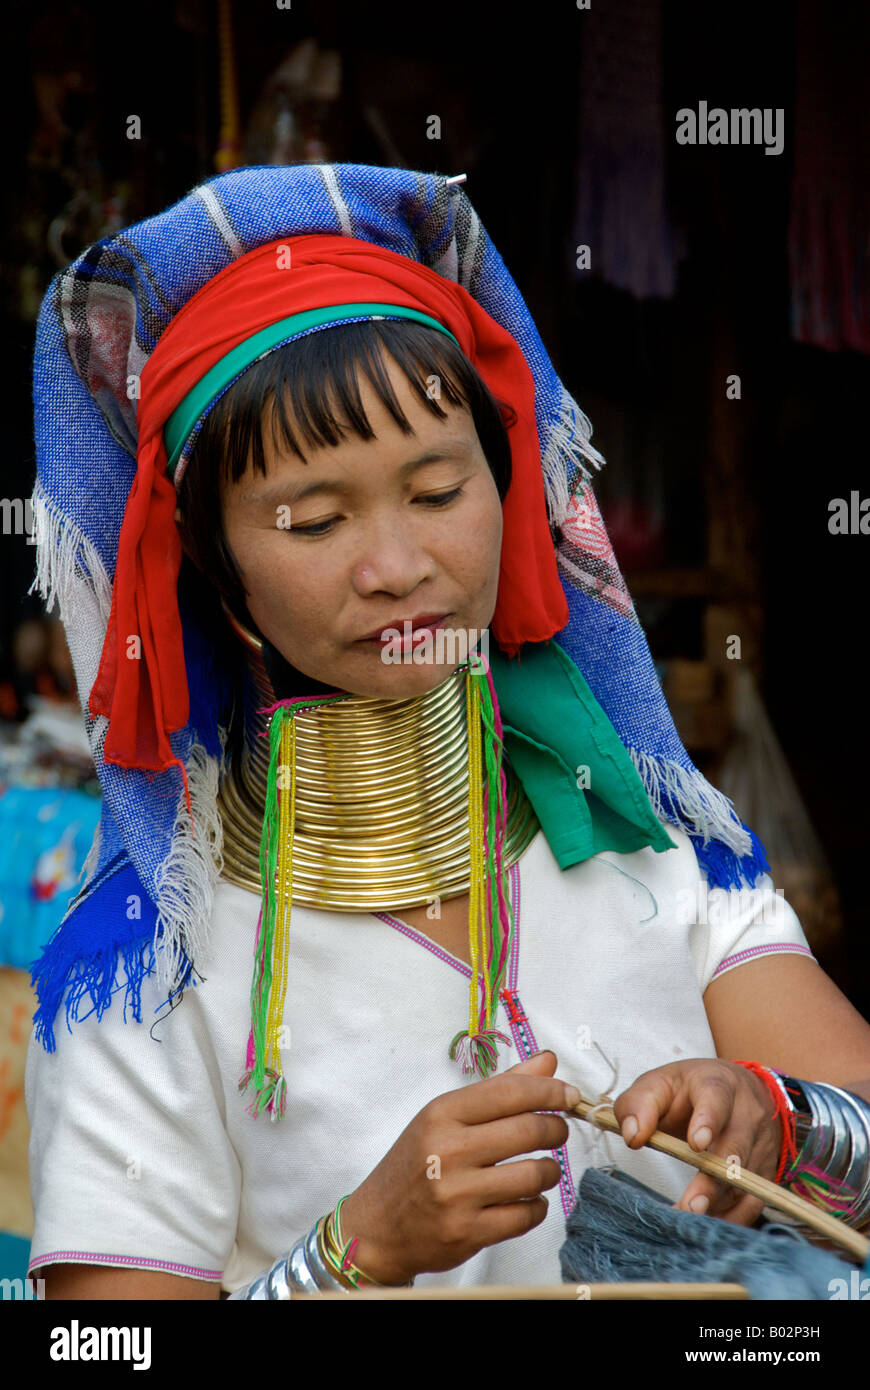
top-left (88, 234), bottom-right (569, 823)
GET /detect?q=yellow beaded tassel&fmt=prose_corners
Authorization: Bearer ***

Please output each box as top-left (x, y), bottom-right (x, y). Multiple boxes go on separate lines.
top-left (448, 659), bottom-right (512, 1078)
top-left (240, 689), bottom-right (352, 1118)
top-left (466, 668), bottom-right (487, 1036)
top-left (264, 715), bottom-right (295, 1100)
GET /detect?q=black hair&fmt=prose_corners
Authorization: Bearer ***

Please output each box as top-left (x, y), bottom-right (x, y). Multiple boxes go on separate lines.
top-left (176, 317), bottom-right (515, 630)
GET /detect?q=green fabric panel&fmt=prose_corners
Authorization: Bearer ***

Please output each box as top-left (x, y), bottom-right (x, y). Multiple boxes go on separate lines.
top-left (488, 641), bottom-right (678, 869)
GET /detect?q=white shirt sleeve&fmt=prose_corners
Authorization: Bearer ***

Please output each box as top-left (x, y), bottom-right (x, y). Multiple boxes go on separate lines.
top-left (685, 867), bottom-right (816, 995)
top-left (25, 961), bottom-right (242, 1286)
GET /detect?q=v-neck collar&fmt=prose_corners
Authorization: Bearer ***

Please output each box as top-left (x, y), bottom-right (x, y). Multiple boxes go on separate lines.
top-left (372, 859), bottom-right (522, 985)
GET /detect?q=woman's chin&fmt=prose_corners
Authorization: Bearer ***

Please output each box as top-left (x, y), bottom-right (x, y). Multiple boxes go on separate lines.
top-left (333, 649), bottom-right (469, 700)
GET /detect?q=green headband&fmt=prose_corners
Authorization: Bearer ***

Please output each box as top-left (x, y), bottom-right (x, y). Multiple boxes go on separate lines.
top-left (163, 303), bottom-right (460, 480)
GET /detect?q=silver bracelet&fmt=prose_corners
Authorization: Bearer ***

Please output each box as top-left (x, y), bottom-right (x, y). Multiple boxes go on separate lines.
top-left (823, 1085), bottom-right (870, 1220)
top-left (772, 1072), bottom-right (870, 1227)
top-left (226, 1216), bottom-right (353, 1300)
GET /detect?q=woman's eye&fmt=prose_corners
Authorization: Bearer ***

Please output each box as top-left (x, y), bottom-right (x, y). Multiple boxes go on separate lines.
top-left (292, 518), bottom-right (338, 536)
top-left (419, 488), bottom-right (463, 507)
top-left (289, 489), bottom-right (462, 535)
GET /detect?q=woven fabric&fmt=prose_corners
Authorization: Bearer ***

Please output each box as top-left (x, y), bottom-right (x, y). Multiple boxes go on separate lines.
top-left (28, 163), bottom-right (769, 1049)
top-left (560, 1166), bottom-right (857, 1300)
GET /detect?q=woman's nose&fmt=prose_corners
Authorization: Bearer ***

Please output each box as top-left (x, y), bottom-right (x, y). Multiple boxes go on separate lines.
top-left (350, 522), bottom-right (438, 596)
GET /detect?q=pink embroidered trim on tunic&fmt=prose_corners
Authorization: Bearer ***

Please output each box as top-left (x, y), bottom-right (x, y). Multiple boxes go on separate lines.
top-left (374, 911), bottom-right (472, 977)
top-left (27, 1250), bottom-right (222, 1280)
top-left (710, 943), bottom-right (815, 982)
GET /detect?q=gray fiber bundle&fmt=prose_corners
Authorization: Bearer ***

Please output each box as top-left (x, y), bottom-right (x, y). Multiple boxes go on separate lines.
top-left (560, 1167), bottom-right (860, 1300)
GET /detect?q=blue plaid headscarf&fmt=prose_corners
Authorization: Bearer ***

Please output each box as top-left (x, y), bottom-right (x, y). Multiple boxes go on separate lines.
top-left (28, 163), bottom-right (768, 1051)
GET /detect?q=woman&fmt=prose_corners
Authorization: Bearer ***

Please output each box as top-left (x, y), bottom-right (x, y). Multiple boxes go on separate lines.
top-left (25, 164), bottom-right (870, 1299)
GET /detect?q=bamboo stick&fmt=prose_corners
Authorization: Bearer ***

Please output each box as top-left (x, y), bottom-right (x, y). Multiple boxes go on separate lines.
top-left (569, 1096), bottom-right (870, 1262)
top-left (285, 1097), bottom-right (868, 1301)
top-left (290, 1281), bottom-right (750, 1301)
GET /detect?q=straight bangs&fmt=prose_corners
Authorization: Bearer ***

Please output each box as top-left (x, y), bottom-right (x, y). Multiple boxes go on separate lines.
top-left (198, 319), bottom-right (513, 491)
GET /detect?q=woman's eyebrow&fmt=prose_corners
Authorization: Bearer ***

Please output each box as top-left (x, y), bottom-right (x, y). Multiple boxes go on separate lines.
top-left (239, 448), bottom-right (469, 508)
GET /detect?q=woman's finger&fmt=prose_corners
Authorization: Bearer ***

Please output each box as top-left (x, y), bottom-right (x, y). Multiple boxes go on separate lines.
top-left (682, 1068), bottom-right (740, 1151)
top-left (672, 1184), bottom-right (764, 1227)
top-left (713, 1191), bottom-right (766, 1227)
top-left (676, 1172), bottom-right (727, 1214)
top-left (615, 1063), bottom-right (736, 1149)
top-left (677, 1168), bottom-right (747, 1216)
top-left (613, 1067), bottom-right (681, 1146)
top-left (675, 1110), bottom-right (774, 1218)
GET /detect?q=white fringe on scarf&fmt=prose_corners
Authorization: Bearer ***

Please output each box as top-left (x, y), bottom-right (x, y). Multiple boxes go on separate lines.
top-left (28, 478), bottom-right (115, 627)
top-left (152, 731), bottom-right (227, 992)
top-left (28, 476), bottom-right (227, 992)
top-left (627, 747), bottom-right (753, 858)
top-left (541, 386), bottom-right (608, 526)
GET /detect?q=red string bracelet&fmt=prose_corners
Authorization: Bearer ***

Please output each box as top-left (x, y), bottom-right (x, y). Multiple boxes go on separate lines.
top-left (732, 1059), bottom-right (799, 1184)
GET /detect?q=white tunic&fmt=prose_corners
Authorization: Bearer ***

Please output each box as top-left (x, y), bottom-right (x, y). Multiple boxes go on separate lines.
top-left (25, 820), bottom-right (813, 1293)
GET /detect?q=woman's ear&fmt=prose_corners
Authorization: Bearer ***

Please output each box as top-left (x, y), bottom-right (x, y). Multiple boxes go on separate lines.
top-left (174, 507), bottom-right (201, 569)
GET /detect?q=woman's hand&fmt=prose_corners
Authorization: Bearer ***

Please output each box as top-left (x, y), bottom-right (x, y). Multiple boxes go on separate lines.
top-left (612, 1058), bottom-right (783, 1226)
top-left (339, 1050), bottom-right (578, 1285)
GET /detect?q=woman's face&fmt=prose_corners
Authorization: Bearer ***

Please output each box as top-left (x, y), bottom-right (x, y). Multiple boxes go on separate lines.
top-left (220, 351), bottom-right (504, 698)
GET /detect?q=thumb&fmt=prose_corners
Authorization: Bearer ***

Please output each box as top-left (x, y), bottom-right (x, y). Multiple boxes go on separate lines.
top-left (507, 1049), bottom-right (557, 1076)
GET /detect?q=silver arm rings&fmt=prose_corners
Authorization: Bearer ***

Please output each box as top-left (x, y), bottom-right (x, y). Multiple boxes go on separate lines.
top-left (226, 1216), bottom-right (353, 1300)
top-left (772, 1072), bottom-right (870, 1227)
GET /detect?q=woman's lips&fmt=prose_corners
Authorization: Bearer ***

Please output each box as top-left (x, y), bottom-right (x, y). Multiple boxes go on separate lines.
top-left (359, 614), bottom-right (451, 649)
